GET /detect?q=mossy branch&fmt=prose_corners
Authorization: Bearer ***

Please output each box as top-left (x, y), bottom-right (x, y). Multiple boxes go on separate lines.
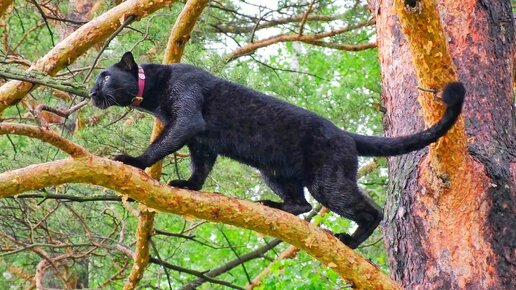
top-left (0, 66), bottom-right (89, 98)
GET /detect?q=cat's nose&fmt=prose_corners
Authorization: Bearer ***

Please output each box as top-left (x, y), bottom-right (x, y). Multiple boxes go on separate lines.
top-left (89, 90), bottom-right (97, 98)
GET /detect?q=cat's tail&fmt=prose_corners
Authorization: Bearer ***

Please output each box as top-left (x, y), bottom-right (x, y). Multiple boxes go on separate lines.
top-left (350, 82), bottom-right (465, 157)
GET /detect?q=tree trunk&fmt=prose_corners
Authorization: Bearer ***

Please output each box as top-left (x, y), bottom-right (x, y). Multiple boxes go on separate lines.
top-left (375, 0), bottom-right (515, 288)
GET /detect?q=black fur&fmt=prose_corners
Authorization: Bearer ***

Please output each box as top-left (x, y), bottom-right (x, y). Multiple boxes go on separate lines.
top-left (90, 52), bottom-right (465, 249)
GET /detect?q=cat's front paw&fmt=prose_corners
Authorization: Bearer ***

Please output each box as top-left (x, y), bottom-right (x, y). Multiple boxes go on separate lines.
top-left (169, 179), bottom-right (201, 191)
top-left (113, 154), bottom-right (146, 169)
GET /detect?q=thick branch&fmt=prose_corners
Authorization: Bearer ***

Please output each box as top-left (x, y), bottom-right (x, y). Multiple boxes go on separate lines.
top-left (123, 207), bottom-right (155, 290)
top-left (7, 193), bottom-right (125, 202)
top-left (163, 0), bottom-right (209, 64)
top-left (0, 122), bottom-right (88, 157)
top-left (0, 156), bottom-right (399, 289)
top-left (0, 0), bottom-right (177, 114)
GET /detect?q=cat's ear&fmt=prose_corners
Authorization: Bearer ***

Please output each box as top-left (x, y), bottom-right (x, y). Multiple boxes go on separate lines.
top-left (118, 51), bottom-right (137, 71)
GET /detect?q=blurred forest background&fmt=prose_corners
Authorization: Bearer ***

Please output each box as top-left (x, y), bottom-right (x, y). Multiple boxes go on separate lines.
top-left (0, 0), bottom-right (513, 289)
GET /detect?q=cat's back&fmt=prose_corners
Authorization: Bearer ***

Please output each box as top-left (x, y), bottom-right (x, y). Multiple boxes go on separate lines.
top-left (168, 63), bottom-right (220, 91)
top-left (167, 63), bottom-right (339, 135)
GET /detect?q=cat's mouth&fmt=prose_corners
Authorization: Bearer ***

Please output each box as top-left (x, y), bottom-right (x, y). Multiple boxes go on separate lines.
top-left (91, 97), bottom-right (110, 109)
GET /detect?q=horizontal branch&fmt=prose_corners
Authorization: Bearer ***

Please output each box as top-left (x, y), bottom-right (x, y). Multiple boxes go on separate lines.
top-left (228, 19), bottom-right (374, 60)
top-left (0, 156), bottom-right (399, 289)
top-left (302, 39), bottom-right (377, 51)
top-left (212, 14), bottom-right (344, 34)
top-left (0, 66), bottom-right (89, 98)
top-left (0, 122), bottom-right (89, 157)
top-left (7, 193), bottom-right (125, 202)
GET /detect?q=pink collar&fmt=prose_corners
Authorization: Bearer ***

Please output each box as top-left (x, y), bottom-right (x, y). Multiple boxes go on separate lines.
top-left (131, 65), bottom-right (145, 106)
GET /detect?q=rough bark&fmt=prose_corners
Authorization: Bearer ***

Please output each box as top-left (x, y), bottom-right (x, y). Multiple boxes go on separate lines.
top-left (0, 0), bottom-right (12, 17)
top-left (0, 0), bottom-right (177, 114)
top-left (375, 0), bottom-right (515, 288)
top-left (163, 0), bottom-right (208, 63)
top-left (123, 205), bottom-right (155, 290)
top-left (0, 142), bottom-right (399, 289)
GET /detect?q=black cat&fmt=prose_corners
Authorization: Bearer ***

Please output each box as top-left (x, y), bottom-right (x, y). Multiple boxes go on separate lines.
top-left (90, 52), bottom-right (465, 249)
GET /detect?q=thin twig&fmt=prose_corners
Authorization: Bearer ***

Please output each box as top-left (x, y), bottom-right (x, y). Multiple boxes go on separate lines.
top-left (5, 134), bottom-right (17, 159)
top-left (417, 86), bottom-right (438, 94)
top-left (34, 99), bottom-right (88, 129)
top-left (220, 228), bottom-right (251, 284)
top-left (0, 66), bottom-right (89, 97)
top-left (298, 0), bottom-right (316, 36)
top-left (154, 229), bottom-right (218, 249)
top-left (181, 239), bottom-right (282, 290)
top-left (30, 0), bottom-right (55, 46)
top-left (150, 239), bottom-right (173, 290)
top-left (148, 257), bottom-right (245, 290)
top-left (103, 109), bottom-right (133, 128)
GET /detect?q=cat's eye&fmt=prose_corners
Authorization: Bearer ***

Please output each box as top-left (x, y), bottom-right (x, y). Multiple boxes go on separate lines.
top-left (104, 75), bottom-right (110, 81)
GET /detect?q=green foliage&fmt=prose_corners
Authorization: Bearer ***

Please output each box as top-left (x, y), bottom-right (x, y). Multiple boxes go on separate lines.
top-left (0, 0), bottom-right (389, 288)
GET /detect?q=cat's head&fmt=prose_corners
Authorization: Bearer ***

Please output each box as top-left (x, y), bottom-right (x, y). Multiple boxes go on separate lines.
top-left (89, 52), bottom-right (139, 109)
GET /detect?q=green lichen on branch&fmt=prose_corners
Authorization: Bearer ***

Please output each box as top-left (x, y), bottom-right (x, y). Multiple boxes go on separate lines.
top-left (0, 66), bottom-right (89, 98)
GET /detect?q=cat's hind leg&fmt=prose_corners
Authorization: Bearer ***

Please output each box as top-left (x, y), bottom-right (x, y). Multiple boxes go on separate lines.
top-left (308, 169), bottom-right (383, 249)
top-left (259, 174), bottom-right (312, 216)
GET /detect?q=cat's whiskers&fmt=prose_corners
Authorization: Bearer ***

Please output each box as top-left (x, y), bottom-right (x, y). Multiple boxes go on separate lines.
top-left (106, 94), bottom-right (122, 106)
